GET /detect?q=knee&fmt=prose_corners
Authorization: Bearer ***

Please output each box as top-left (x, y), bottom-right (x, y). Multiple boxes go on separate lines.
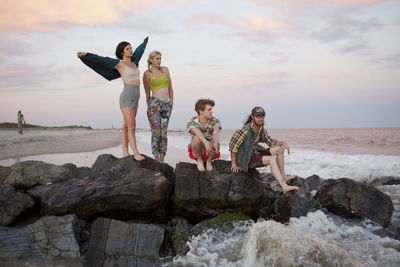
top-left (262, 155), bottom-right (276, 165)
top-left (126, 121), bottom-right (136, 132)
top-left (122, 123), bottom-right (128, 132)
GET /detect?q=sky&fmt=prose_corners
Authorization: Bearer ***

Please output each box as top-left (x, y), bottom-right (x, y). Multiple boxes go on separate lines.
top-left (0, 0), bottom-right (399, 130)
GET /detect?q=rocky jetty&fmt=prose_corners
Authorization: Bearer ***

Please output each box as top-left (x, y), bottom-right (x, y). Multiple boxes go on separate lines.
top-left (0, 154), bottom-right (397, 265)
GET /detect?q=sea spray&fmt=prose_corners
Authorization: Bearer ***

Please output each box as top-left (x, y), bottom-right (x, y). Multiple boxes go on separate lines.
top-left (241, 220), bottom-right (364, 267)
top-left (288, 210), bottom-right (400, 266)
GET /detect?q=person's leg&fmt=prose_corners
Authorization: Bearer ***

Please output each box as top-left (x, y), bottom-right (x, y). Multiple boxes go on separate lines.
top-left (191, 136), bottom-right (206, 172)
top-left (205, 140), bottom-right (218, 171)
top-left (121, 119), bottom-right (129, 157)
top-left (262, 155), bottom-right (299, 193)
top-left (147, 99), bottom-right (161, 161)
top-left (270, 145), bottom-right (297, 182)
top-left (159, 102), bottom-right (173, 163)
top-left (121, 107), bottom-right (144, 161)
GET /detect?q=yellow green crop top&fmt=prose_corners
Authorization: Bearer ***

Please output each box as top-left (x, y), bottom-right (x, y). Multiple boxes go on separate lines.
top-left (150, 72), bottom-right (169, 91)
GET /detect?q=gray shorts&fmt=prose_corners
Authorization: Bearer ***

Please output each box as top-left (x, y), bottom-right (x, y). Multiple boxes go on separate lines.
top-left (120, 84), bottom-right (139, 109)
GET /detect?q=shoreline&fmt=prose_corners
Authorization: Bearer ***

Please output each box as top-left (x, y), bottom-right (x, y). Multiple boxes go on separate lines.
top-left (1, 127), bottom-right (400, 164)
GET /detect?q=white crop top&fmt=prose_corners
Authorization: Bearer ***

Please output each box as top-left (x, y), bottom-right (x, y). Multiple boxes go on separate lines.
top-left (121, 63), bottom-right (140, 82)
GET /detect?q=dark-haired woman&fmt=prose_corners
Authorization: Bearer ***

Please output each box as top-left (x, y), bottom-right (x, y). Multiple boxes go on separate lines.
top-left (77, 37), bottom-right (148, 161)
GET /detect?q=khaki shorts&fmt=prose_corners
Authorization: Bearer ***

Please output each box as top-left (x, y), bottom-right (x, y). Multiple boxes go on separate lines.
top-left (248, 148), bottom-right (272, 169)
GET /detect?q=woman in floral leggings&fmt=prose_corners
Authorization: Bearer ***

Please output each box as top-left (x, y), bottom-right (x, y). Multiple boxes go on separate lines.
top-left (143, 51), bottom-right (174, 162)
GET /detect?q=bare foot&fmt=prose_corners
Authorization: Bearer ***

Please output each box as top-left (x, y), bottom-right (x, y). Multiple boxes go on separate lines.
top-left (197, 160), bottom-right (205, 172)
top-left (133, 154), bottom-right (145, 161)
top-left (282, 185), bottom-right (299, 194)
top-left (206, 160), bottom-right (213, 171)
top-left (122, 153), bottom-right (130, 157)
top-left (284, 175), bottom-right (298, 182)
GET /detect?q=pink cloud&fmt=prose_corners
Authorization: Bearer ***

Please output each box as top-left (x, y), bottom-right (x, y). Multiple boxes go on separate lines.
top-left (0, 0), bottom-right (192, 32)
top-left (311, 73), bottom-right (346, 79)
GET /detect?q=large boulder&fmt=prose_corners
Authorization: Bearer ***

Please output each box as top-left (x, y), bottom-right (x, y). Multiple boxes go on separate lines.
top-left (306, 174), bottom-right (324, 192)
top-left (28, 155), bottom-right (173, 222)
top-left (173, 160), bottom-right (276, 224)
top-left (4, 161), bottom-right (81, 190)
top-left (0, 214), bottom-right (81, 259)
top-left (274, 192), bottom-right (316, 223)
top-left (84, 217), bottom-right (164, 267)
top-left (315, 178), bottom-right (393, 227)
top-left (89, 154), bottom-right (174, 183)
top-left (0, 184), bottom-right (35, 226)
top-left (0, 166), bottom-right (11, 183)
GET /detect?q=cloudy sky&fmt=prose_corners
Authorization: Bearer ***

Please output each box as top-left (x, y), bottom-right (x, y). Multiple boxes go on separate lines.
top-left (1, 0), bottom-right (399, 129)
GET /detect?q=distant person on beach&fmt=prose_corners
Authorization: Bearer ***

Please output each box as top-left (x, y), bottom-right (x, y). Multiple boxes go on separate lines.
top-left (229, 106), bottom-right (299, 194)
top-left (77, 37), bottom-right (149, 161)
top-left (143, 51), bottom-right (174, 163)
top-left (17, 110), bottom-right (25, 134)
top-left (187, 99), bottom-right (221, 172)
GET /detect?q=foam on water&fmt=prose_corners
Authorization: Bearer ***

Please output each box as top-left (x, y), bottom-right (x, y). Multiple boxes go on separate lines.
top-left (165, 211), bottom-right (400, 267)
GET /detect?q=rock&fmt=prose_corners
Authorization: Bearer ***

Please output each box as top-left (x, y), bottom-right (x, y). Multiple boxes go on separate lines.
top-left (287, 177), bottom-right (311, 197)
top-left (307, 174), bottom-right (323, 192)
top-left (28, 165), bottom-right (172, 222)
top-left (173, 160), bottom-right (276, 224)
top-left (0, 214), bottom-right (81, 259)
top-left (274, 193), bottom-right (316, 223)
top-left (315, 178), bottom-right (393, 227)
top-left (0, 166), bottom-right (11, 183)
top-left (84, 217), bottom-right (164, 267)
top-left (0, 257), bottom-right (84, 267)
top-left (0, 184), bottom-right (36, 226)
top-left (171, 212), bottom-right (251, 256)
top-left (374, 220), bottom-right (400, 241)
top-left (4, 161), bottom-right (81, 190)
top-left (89, 154), bottom-right (174, 183)
top-left (371, 176), bottom-right (400, 186)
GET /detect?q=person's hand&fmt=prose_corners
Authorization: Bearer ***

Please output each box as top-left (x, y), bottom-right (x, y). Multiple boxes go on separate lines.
top-left (231, 164), bottom-right (241, 173)
top-left (283, 142), bottom-right (291, 155)
top-left (212, 140), bottom-right (219, 154)
top-left (204, 141), bottom-right (213, 154)
top-left (77, 52), bottom-right (86, 58)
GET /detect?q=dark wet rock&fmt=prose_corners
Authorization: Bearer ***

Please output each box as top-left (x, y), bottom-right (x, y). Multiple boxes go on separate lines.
top-left (0, 214), bottom-right (81, 259)
top-left (77, 167), bottom-right (90, 178)
top-left (171, 212), bottom-right (251, 256)
top-left (259, 173), bottom-right (282, 194)
top-left (28, 158), bottom-right (173, 222)
top-left (374, 220), bottom-right (400, 241)
top-left (371, 176), bottom-right (400, 186)
top-left (307, 174), bottom-right (324, 192)
top-left (0, 184), bottom-right (35, 226)
top-left (89, 154), bottom-right (174, 183)
top-left (84, 217), bottom-right (164, 267)
top-left (274, 192), bottom-right (316, 223)
top-left (0, 257), bottom-right (84, 267)
top-left (315, 178), bottom-right (393, 227)
top-left (0, 166), bottom-right (11, 183)
top-left (4, 161), bottom-right (81, 190)
top-left (287, 177), bottom-right (311, 197)
top-left (173, 160), bottom-right (276, 224)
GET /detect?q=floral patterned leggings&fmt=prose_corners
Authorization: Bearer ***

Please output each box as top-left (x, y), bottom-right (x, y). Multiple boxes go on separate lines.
top-left (147, 97), bottom-right (173, 157)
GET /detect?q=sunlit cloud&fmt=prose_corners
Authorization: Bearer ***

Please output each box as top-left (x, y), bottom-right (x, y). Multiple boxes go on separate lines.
top-left (0, 0), bottom-right (192, 32)
top-left (235, 15), bottom-right (290, 32)
top-left (244, 0), bottom-right (388, 10)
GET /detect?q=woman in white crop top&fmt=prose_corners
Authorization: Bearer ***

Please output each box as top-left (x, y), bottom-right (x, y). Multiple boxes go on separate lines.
top-left (77, 38), bottom-right (148, 161)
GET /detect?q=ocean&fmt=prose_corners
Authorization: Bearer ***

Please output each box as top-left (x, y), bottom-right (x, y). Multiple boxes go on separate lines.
top-left (1, 129), bottom-right (400, 266)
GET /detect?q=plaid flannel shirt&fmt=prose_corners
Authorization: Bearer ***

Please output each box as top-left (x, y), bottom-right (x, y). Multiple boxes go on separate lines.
top-left (229, 122), bottom-right (277, 153)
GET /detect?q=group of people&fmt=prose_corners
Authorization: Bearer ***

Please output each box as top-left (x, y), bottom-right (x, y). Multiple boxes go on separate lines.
top-left (78, 37), bottom-right (299, 194)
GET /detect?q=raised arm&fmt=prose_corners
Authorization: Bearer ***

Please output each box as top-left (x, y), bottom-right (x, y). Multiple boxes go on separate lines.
top-left (78, 52), bottom-right (120, 81)
top-left (132, 37), bottom-right (149, 67)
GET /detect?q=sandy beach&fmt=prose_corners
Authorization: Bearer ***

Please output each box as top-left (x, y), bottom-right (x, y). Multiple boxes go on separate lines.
top-left (1, 128), bottom-right (400, 167)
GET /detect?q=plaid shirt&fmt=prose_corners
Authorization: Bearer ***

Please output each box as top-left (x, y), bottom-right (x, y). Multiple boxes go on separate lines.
top-left (229, 122), bottom-right (277, 153)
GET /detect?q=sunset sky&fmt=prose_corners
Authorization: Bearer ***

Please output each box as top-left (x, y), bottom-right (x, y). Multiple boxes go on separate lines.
top-left (1, 0), bottom-right (399, 129)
